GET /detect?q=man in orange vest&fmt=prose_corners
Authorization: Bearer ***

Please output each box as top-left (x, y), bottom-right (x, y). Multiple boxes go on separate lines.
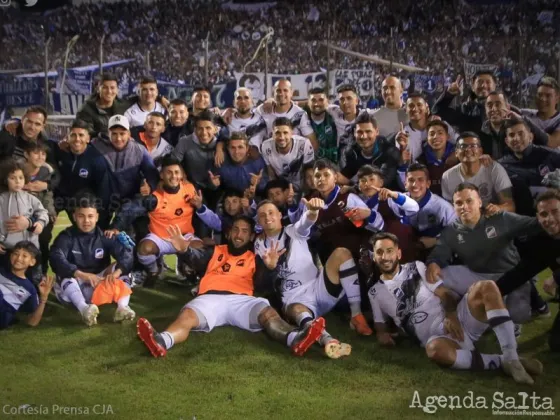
top-left (108, 154), bottom-right (200, 287)
top-left (137, 216), bottom-right (326, 357)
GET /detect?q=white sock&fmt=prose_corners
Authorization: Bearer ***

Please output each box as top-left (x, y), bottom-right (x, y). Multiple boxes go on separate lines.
top-left (63, 279), bottom-right (88, 312)
top-left (295, 311), bottom-right (313, 327)
top-left (451, 349), bottom-right (472, 370)
top-left (339, 259), bottom-right (361, 316)
top-left (486, 308), bottom-right (518, 362)
top-left (286, 331), bottom-right (298, 347)
top-left (117, 294), bottom-right (130, 309)
top-left (160, 331), bottom-right (175, 350)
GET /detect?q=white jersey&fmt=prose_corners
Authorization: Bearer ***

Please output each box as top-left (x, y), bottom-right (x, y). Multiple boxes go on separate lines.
top-left (228, 111), bottom-right (267, 149)
top-left (254, 214), bottom-right (318, 303)
top-left (256, 103), bottom-right (314, 138)
top-left (400, 122), bottom-right (458, 161)
top-left (261, 135), bottom-right (315, 189)
top-left (404, 191), bottom-right (457, 237)
top-left (124, 102), bottom-right (167, 127)
top-left (441, 161), bottom-right (512, 205)
top-left (326, 105), bottom-right (375, 145)
top-left (368, 261), bottom-right (444, 346)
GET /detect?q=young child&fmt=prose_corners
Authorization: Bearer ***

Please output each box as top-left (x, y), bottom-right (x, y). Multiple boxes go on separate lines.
top-left (0, 159), bottom-right (49, 283)
top-left (357, 164), bottom-right (419, 263)
top-left (192, 189), bottom-right (254, 244)
top-left (23, 141), bottom-right (58, 275)
top-left (0, 241), bottom-right (54, 329)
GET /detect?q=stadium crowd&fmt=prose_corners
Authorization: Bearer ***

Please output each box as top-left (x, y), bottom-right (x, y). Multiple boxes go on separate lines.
top-left (0, 64), bottom-right (559, 386)
top-left (1, 0), bottom-right (559, 90)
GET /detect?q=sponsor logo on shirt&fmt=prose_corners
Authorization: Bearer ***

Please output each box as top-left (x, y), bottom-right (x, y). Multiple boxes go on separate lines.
top-left (95, 248), bottom-right (104, 259)
top-left (79, 168), bottom-right (89, 178)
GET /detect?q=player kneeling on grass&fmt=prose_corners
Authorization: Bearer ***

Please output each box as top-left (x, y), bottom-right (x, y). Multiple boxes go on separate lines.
top-left (50, 194), bottom-right (135, 326)
top-left (0, 241), bottom-right (54, 329)
top-left (108, 154), bottom-right (199, 288)
top-left (254, 199), bottom-right (356, 359)
top-left (137, 216), bottom-right (325, 358)
top-left (369, 232), bottom-right (543, 385)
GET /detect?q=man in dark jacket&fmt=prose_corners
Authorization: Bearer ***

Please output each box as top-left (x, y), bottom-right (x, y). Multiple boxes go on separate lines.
top-left (0, 105), bottom-right (57, 165)
top-left (495, 190), bottom-right (560, 351)
top-left (432, 71), bottom-right (496, 136)
top-left (50, 194), bottom-right (135, 326)
top-left (338, 113), bottom-right (400, 189)
top-left (53, 120), bottom-right (106, 217)
top-left (92, 115), bottom-right (159, 228)
top-left (75, 73), bottom-right (132, 138)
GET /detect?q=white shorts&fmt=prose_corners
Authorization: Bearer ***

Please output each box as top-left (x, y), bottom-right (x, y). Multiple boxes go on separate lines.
top-left (440, 265), bottom-right (501, 297)
top-left (141, 233), bottom-right (198, 257)
top-left (427, 293), bottom-right (488, 350)
top-left (282, 270), bottom-right (343, 318)
top-left (183, 294), bottom-right (270, 333)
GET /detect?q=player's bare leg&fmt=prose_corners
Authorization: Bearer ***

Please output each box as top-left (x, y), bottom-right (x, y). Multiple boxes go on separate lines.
top-left (326, 247), bottom-right (372, 336)
top-left (137, 308), bottom-right (199, 358)
top-left (258, 306), bottom-right (325, 356)
top-left (285, 303), bottom-right (350, 359)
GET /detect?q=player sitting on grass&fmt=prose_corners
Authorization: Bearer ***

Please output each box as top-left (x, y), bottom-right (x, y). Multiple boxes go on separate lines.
top-left (137, 216), bottom-right (326, 358)
top-left (254, 199), bottom-right (355, 359)
top-left (369, 232), bottom-right (543, 385)
top-left (108, 154), bottom-right (200, 288)
top-left (0, 241), bottom-right (54, 329)
top-left (50, 194), bottom-right (135, 326)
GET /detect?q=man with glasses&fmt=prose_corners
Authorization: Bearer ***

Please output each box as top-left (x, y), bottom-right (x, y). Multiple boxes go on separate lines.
top-left (441, 132), bottom-right (514, 215)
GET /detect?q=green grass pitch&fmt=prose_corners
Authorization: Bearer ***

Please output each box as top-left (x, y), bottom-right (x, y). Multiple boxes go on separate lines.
top-left (0, 214), bottom-right (559, 420)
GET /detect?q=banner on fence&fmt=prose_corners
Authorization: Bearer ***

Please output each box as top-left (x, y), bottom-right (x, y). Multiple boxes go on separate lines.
top-left (463, 61), bottom-right (498, 83)
top-left (330, 69), bottom-right (375, 98)
top-left (56, 68), bottom-right (93, 95)
top-left (235, 72), bottom-right (327, 101)
top-left (0, 77), bottom-right (43, 107)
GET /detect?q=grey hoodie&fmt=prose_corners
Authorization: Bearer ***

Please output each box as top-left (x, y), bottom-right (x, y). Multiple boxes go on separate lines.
top-left (173, 133), bottom-right (217, 190)
top-left (0, 191), bottom-right (49, 249)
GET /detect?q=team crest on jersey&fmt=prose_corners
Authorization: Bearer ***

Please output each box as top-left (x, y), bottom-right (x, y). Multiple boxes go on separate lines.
top-left (478, 183), bottom-right (490, 199)
top-left (174, 208), bottom-right (183, 216)
top-left (485, 226), bottom-right (497, 239)
top-left (409, 312), bottom-right (428, 324)
top-left (79, 168), bottom-right (89, 178)
top-left (539, 164), bottom-right (551, 177)
top-left (282, 279), bottom-right (302, 292)
top-left (94, 248), bottom-right (104, 259)
top-left (222, 263), bottom-right (231, 273)
top-left (368, 286), bottom-right (377, 298)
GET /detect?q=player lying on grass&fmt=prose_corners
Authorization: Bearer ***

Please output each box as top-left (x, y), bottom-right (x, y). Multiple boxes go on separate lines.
top-left (369, 232), bottom-right (543, 385)
top-left (137, 216), bottom-right (326, 358)
top-left (50, 194), bottom-right (135, 326)
top-left (0, 241), bottom-right (54, 329)
top-left (254, 198), bottom-right (357, 359)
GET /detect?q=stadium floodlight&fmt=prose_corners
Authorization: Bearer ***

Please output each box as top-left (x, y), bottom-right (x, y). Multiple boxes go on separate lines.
top-left (60, 35), bottom-right (80, 94)
top-left (321, 42), bottom-right (430, 73)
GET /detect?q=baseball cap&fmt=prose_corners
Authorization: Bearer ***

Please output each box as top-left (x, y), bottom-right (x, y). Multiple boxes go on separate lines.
top-left (108, 115), bottom-right (130, 131)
